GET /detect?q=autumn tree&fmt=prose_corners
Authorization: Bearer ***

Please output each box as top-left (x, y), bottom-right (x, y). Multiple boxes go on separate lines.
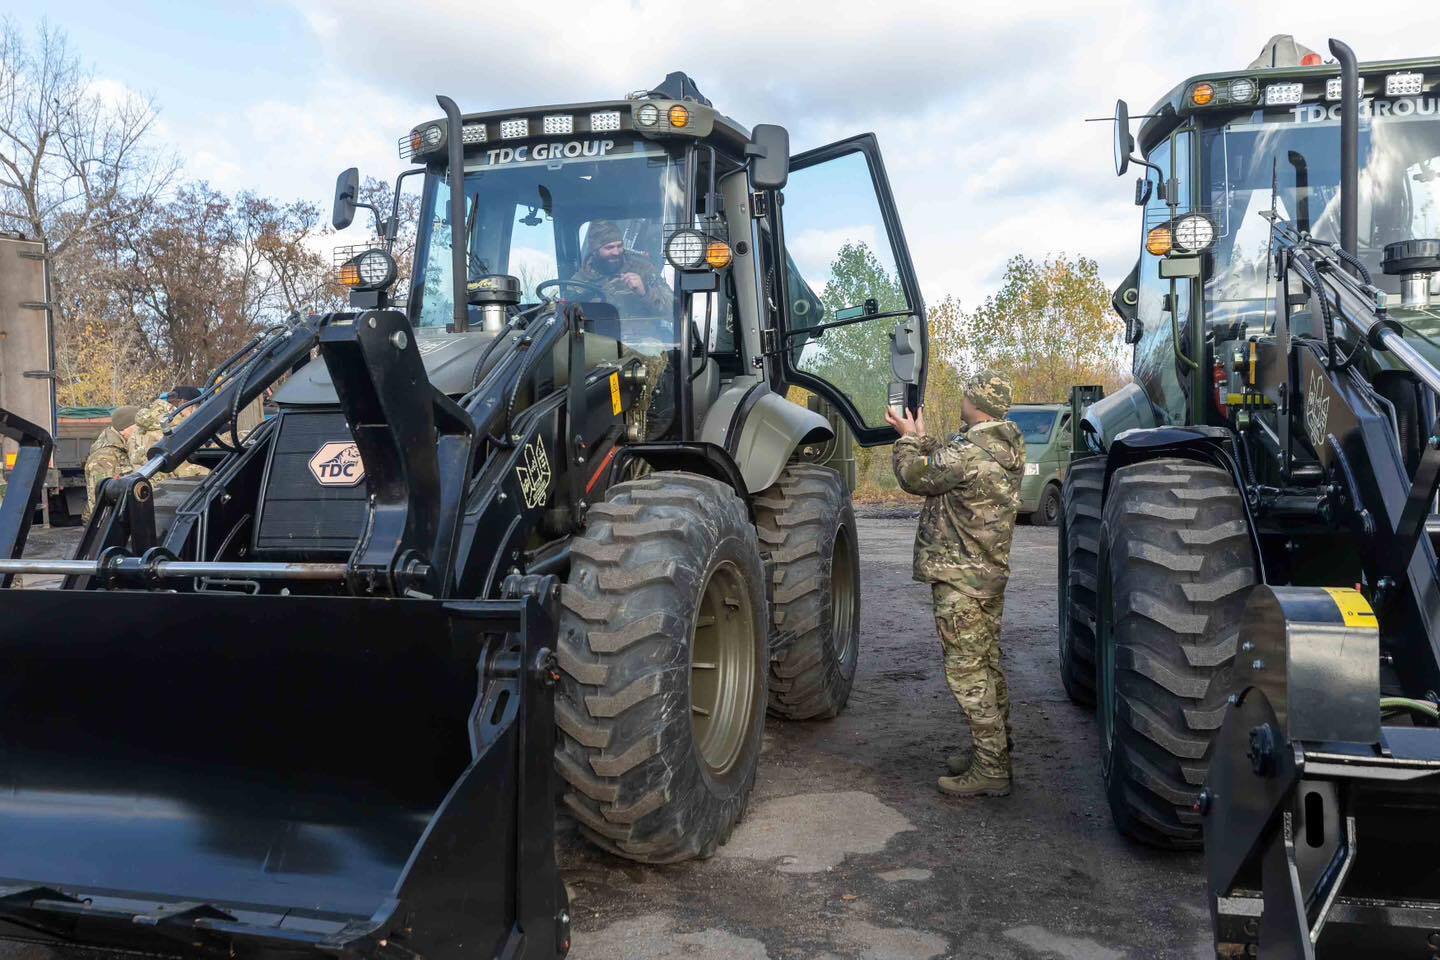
top-left (957, 255), bottom-right (1127, 402)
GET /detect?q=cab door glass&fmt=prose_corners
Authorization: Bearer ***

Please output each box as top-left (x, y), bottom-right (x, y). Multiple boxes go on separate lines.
top-left (781, 150), bottom-right (914, 431)
top-left (1133, 132), bottom-right (1192, 425)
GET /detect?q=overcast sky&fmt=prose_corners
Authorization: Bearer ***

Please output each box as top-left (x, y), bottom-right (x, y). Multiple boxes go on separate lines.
top-left (21, 1), bottom-right (1440, 308)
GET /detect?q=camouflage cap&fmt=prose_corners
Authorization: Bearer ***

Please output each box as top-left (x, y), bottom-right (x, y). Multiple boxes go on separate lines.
top-left (964, 369), bottom-right (1012, 419)
top-left (585, 220), bottom-right (622, 255)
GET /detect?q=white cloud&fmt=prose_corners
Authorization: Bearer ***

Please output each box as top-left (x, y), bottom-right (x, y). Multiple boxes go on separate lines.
top-left (787, 224), bottom-right (880, 287)
top-left (100, 0), bottom-right (1440, 310)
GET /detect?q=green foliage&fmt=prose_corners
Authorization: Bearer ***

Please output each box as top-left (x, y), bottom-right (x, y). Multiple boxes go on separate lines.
top-left (797, 240), bottom-right (907, 432)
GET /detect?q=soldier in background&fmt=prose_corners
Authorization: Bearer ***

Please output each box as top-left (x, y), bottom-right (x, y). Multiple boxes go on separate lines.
top-left (887, 370), bottom-right (1025, 798)
top-left (126, 386), bottom-right (209, 486)
top-left (82, 405), bottom-right (138, 521)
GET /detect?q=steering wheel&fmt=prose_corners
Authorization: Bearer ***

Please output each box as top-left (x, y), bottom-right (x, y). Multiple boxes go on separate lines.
top-left (536, 278), bottom-right (607, 302)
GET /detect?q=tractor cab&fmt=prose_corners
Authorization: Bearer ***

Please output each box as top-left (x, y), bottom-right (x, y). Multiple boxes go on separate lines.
top-left (315, 74), bottom-right (927, 449)
top-left (1111, 36), bottom-right (1440, 428)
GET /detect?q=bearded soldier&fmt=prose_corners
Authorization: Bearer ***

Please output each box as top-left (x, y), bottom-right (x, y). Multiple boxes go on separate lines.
top-left (571, 220), bottom-right (672, 317)
top-left (887, 370), bottom-right (1025, 798)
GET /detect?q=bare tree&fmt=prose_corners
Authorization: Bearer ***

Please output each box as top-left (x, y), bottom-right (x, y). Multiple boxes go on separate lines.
top-left (0, 19), bottom-right (175, 259)
top-left (236, 192), bottom-right (343, 315)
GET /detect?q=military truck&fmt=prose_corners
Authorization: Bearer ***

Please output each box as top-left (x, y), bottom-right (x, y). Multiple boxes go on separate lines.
top-left (1006, 402), bottom-right (1073, 525)
top-left (0, 73), bottom-right (927, 959)
top-left (1063, 35), bottom-right (1440, 956)
top-left (0, 234), bottom-right (85, 522)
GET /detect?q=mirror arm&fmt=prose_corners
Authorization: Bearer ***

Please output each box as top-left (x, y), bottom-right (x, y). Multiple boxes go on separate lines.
top-left (1132, 156), bottom-right (1168, 201)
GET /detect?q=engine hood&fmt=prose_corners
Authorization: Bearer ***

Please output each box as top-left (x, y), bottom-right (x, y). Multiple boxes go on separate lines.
top-left (273, 329), bottom-right (500, 406)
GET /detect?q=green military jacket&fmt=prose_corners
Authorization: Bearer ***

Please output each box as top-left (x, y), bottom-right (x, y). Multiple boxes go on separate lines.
top-left (127, 399), bottom-right (209, 483)
top-left (892, 419), bottom-right (1026, 596)
top-left (573, 251), bottom-right (673, 316)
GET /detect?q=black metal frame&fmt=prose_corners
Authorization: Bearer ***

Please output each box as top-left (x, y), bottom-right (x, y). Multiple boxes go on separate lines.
top-left (770, 133), bottom-right (928, 446)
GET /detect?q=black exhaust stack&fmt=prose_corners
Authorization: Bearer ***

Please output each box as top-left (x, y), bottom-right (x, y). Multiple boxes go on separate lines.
top-left (437, 95), bottom-right (469, 333)
top-left (1330, 39), bottom-right (1359, 265)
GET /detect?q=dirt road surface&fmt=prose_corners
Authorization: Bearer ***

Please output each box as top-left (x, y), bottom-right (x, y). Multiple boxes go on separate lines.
top-left (561, 513), bottom-right (1212, 960)
top-left (4, 515), bottom-right (1210, 959)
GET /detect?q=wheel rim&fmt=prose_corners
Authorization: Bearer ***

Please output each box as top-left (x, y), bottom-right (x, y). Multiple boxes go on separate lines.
top-left (1044, 489), bottom-right (1060, 524)
top-left (829, 523), bottom-right (858, 669)
top-left (690, 560), bottom-right (758, 776)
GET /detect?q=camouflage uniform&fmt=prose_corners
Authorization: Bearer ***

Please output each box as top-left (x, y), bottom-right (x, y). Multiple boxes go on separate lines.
top-left (83, 425), bottom-right (131, 520)
top-left (572, 220), bottom-right (673, 318)
top-left (574, 221), bottom-right (675, 437)
top-left (126, 399), bottom-right (209, 485)
top-left (892, 372), bottom-right (1025, 779)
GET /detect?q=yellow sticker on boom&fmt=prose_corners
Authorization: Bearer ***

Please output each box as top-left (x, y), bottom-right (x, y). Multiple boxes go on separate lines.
top-left (609, 371), bottom-right (622, 415)
top-left (1323, 587), bottom-right (1378, 628)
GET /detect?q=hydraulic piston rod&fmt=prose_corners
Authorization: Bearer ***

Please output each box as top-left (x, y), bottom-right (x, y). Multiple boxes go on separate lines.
top-left (0, 559), bottom-right (350, 581)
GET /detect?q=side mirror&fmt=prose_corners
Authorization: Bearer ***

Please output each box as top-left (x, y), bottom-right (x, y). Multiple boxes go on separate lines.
top-left (1113, 99), bottom-right (1134, 177)
top-left (748, 124), bottom-right (790, 190)
top-left (332, 167), bottom-right (360, 230)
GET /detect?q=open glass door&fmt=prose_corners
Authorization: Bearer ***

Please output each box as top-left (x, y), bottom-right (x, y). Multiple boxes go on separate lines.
top-left (774, 134), bottom-right (926, 446)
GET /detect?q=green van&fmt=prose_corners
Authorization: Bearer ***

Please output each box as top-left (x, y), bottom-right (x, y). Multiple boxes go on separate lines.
top-left (1005, 404), bottom-right (1072, 526)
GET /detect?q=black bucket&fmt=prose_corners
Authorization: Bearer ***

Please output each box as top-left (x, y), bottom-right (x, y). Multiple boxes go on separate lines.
top-left (0, 588), bottom-right (562, 959)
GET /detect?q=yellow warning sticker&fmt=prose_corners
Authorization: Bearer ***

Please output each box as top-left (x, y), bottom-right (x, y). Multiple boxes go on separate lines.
top-left (609, 371), bottom-right (622, 415)
top-left (1323, 587), bottom-right (1378, 628)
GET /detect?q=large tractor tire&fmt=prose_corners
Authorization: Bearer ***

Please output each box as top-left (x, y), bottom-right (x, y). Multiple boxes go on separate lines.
top-left (1058, 457), bottom-right (1104, 705)
top-left (753, 465), bottom-right (861, 720)
top-left (556, 473), bottom-right (768, 862)
top-left (1096, 458), bottom-right (1255, 849)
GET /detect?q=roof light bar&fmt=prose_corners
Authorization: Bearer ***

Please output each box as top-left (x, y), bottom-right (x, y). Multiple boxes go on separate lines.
top-left (1265, 82), bottom-right (1304, 106)
top-left (462, 123), bottom-right (487, 145)
top-left (542, 114), bottom-right (574, 135)
top-left (1386, 72), bottom-right (1424, 97)
top-left (590, 110), bottom-right (621, 132)
top-left (499, 118), bottom-right (529, 140)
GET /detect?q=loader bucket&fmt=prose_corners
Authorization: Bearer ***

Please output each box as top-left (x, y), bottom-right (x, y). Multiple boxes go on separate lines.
top-left (0, 588), bottom-right (565, 959)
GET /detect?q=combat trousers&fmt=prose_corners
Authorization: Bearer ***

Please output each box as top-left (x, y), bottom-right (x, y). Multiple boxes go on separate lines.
top-left (931, 582), bottom-right (1010, 778)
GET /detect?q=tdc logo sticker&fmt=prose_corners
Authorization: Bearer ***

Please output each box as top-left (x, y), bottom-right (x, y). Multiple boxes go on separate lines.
top-left (309, 442), bottom-right (366, 486)
top-left (515, 439), bottom-right (552, 508)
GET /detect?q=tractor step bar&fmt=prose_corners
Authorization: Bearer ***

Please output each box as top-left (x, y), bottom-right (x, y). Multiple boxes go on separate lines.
top-left (0, 558), bottom-right (350, 581)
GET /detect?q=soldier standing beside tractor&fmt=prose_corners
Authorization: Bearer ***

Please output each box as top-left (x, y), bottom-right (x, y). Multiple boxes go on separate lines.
top-left (888, 371), bottom-right (1025, 798)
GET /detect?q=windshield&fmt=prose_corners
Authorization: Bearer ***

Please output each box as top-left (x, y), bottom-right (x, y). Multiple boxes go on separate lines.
top-left (1007, 410), bottom-right (1058, 444)
top-left (1203, 98), bottom-right (1440, 330)
top-left (411, 139), bottom-right (683, 345)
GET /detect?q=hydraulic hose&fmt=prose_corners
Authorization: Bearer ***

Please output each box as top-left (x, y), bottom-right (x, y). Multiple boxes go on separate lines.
top-left (1380, 696), bottom-right (1440, 721)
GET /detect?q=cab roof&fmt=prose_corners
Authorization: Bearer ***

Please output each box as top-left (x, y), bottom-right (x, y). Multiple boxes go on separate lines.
top-left (401, 72), bottom-right (753, 164)
top-left (1137, 47), bottom-right (1440, 155)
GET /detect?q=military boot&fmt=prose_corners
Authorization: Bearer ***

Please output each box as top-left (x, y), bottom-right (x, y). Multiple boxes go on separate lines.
top-left (938, 766), bottom-right (1011, 798)
top-left (945, 733), bottom-right (1015, 776)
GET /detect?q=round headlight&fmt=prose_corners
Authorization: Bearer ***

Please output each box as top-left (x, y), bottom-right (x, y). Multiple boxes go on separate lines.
top-left (1228, 78), bottom-right (1257, 103)
top-left (422, 124), bottom-right (444, 146)
top-left (340, 248), bottom-right (397, 290)
top-left (665, 229), bottom-right (707, 270)
top-left (635, 103), bottom-right (660, 127)
top-left (1173, 214), bottom-right (1217, 253)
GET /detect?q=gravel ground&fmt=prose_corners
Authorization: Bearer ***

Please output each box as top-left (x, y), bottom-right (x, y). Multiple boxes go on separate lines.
top-left (4, 515), bottom-right (1211, 959)
top-left (562, 514), bottom-right (1212, 960)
